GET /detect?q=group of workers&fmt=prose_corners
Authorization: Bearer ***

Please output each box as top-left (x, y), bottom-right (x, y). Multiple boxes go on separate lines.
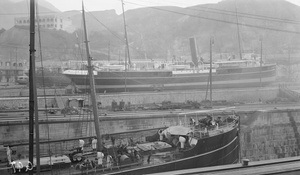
top-left (76, 137), bottom-right (141, 170)
top-left (193, 115), bottom-right (223, 128)
top-left (6, 146), bottom-right (33, 173)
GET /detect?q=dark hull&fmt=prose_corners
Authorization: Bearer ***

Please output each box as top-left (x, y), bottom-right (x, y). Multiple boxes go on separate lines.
top-left (89, 125), bottom-right (239, 175)
top-left (115, 127), bottom-right (238, 175)
top-left (33, 71), bottom-right (71, 87)
top-left (64, 64), bottom-right (276, 93)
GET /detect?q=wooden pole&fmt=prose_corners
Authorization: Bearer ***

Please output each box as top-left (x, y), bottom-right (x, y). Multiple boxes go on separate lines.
top-left (29, 0), bottom-right (40, 173)
top-left (121, 0), bottom-right (131, 67)
top-left (82, 1), bottom-right (103, 152)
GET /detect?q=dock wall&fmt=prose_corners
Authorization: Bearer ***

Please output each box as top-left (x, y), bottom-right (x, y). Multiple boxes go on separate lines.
top-left (96, 88), bottom-right (278, 107)
top-left (0, 87), bottom-right (279, 109)
top-left (1, 108), bottom-right (300, 164)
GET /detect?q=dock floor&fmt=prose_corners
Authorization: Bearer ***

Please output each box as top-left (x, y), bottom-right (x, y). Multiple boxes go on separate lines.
top-left (151, 156), bottom-right (300, 175)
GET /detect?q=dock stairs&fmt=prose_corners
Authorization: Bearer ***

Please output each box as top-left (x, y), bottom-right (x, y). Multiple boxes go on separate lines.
top-left (55, 96), bottom-right (65, 109)
top-left (278, 84), bottom-right (300, 102)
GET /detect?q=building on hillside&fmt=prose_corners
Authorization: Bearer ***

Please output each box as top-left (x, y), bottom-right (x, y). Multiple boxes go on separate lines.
top-left (14, 15), bottom-right (74, 33)
top-left (0, 57), bottom-right (27, 84)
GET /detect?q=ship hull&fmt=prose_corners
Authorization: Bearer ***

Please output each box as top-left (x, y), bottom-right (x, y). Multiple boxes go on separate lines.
top-left (98, 125), bottom-right (239, 175)
top-left (64, 64), bottom-right (276, 93)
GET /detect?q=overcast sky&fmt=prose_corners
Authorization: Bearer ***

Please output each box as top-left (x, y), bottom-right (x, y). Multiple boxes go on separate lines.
top-left (46, 0), bottom-right (300, 14)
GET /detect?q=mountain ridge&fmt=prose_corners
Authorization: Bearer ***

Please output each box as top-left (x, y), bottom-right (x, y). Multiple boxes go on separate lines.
top-left (0, 0), bottom-right (299, 64)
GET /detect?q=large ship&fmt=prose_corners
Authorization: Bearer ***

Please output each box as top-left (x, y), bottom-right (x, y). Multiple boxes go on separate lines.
top-left (63, 59), bottom-right (277, 93)
top-left (63, 0), bottom-right (277, 94)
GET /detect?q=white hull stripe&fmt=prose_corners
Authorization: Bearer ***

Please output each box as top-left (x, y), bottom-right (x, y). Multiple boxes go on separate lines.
top-left (76, 76), bottom-right (276, 89)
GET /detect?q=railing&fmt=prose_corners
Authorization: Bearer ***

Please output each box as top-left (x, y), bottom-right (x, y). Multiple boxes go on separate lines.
top-left (192, 119), bottom-right (237, 138)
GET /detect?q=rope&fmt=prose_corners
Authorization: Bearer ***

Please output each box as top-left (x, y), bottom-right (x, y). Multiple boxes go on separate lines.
top-left (36, 2), bottom-right (53, 174)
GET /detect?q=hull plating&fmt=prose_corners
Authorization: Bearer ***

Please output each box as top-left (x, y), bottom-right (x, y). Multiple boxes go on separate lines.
top-left (65, 65), bottom-right (276, 93)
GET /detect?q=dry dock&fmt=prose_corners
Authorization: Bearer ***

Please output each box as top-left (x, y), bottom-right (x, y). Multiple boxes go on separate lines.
top-left (1, 85), bottom-right (300, 174)
top-left (151, 156), bottom-right (300, 175)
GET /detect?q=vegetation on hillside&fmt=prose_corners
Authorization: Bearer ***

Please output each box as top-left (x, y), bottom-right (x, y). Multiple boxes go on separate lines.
top-left (0, 0), bottom-right (299, 64)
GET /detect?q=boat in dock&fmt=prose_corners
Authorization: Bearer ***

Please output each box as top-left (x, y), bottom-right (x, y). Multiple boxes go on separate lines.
top-left (69, 115), bottom-right (240, 175)
top-left (63, 59), bottom-right (276, 93)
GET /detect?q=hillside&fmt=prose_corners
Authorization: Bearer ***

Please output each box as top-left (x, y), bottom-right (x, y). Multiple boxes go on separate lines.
top-left (0, 0), bottom-right (299, 64)
top-left (0, 0), bottom-right (60, 30)
top-left (74, 0), bottom-right (300, 61)
top-left (0, 26), bottom-right (77, 66)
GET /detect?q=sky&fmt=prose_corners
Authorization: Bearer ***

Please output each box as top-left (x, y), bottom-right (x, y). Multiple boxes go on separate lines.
top-left (46, 0), bottom-right (300, 14)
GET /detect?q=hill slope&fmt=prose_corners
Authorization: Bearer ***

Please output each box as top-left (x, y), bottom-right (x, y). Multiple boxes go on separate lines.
top-left (0, 0), bottom-right (299, 63)
top-left (0, 0), bottom-right (60, 29)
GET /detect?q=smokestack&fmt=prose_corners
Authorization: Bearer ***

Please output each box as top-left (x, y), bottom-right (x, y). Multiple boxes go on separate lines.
top-left (189, 37), bottom-right (198, 67)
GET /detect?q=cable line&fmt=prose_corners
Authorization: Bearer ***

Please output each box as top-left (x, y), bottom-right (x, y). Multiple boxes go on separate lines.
top-left (125, 0), bottom-right (300, 25)
top-left (83, 7), bottom-right (150, 59)
top-left (123, 1), bottom-right (300, 35)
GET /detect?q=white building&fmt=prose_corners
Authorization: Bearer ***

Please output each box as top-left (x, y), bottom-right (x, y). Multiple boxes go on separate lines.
top-left (14, 15), bottom-right (74, 33)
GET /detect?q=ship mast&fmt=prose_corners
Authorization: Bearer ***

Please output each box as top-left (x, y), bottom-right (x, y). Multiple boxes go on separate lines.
top-left (209, 37), bottom-right (214, 108)
top-left (235, 0), bottom-right (242, 60)
top-left (121, 0), bottom-right (131, 70)
top-left (29, 0), bottom-right (40, 174)
top-left (259, 37), bottom-right (263, 87)
top-left (82, 1), bottom-right (103, 151)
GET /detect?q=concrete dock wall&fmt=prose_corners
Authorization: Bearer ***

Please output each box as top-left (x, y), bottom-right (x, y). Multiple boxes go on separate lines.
top-left (1, 108), bottom-right (300, 164)
top-left (0, 87), bottom-right (279, 110)
top-left (97, 88), bottom-right (278, 107)
top-left (240, 109), bottom-right (300, 161)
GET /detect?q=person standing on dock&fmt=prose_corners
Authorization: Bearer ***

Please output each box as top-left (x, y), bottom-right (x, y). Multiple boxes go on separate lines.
top-left (6, 146), bottom-right (12, 164)
top-left (92, 138), bottom-right (97, 151)
top-left (158, 129), bottom-right (164, 141)
top-left (97, 151), bottom-right (104, 168)
top-left (190, 117), bottom-right (196, 126)
top-left (179, 136), bottom-right (186, 149)
top-left (79, 139), bottom-right (85, 152)
top-left (106, 155), bottom-right (113, 169)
